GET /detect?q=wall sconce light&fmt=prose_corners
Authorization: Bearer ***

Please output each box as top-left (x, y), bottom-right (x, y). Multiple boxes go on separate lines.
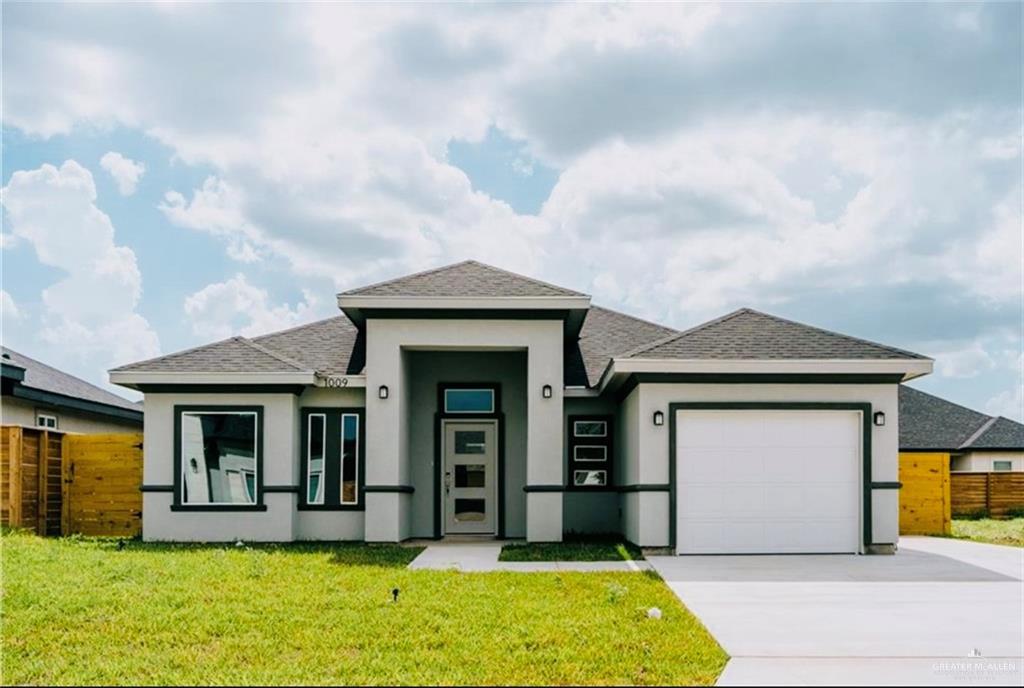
top-left (653, 410), bottom-right (665, 426)
top-left (378, 385), bottom-right (389, 400)
top-left (873, 411), bottom-right (885, 427)
top-left (542, 384), bottom-right (553, 399)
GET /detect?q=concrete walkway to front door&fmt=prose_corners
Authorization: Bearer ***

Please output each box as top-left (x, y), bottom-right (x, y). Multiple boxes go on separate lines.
top-left (407, 540), bottom-right (650, 572)
top-left (649, 536), bottom-right (1023, 686)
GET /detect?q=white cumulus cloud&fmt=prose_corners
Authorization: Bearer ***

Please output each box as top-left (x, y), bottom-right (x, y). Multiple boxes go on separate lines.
top-left (183, 273), bottom-right (319, 340)
top-left (100, 151), bottom-right (145, 196)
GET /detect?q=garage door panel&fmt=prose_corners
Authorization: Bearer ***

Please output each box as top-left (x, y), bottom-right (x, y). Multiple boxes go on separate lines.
top-left (676, 409), bottom-right (861, 555)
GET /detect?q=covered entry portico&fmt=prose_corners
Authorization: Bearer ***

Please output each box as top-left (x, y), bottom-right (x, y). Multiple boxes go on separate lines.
top-left (358, 316), bottom-right (574, 543)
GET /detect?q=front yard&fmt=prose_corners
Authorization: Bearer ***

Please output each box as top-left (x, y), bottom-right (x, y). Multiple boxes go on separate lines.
top-left (951, 518), bottom-right (1024, 547)
top-left (2, 531), bottom-right (726, 685)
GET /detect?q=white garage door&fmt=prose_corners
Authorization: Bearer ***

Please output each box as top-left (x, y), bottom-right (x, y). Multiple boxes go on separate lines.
top-left (675, 409), bottom-right (861, 554)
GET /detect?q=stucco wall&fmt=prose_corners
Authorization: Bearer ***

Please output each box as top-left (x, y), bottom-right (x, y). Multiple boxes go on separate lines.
top-left (630, 382), bottom-right (900, 549)
top-left (1, 396), bottom-right (141, 434)
top-left (141, 391), bottom-right (300, 542)
top-left (364, 318), bottom-right (564, 541)
top-left (406, 350), bottom-right (527, 538)
top-left (953, 451), bottom-right (1024, 472)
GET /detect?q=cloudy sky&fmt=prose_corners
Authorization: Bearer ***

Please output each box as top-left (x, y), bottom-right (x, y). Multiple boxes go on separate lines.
top-left (2, 2), bottom-right (1021, 419)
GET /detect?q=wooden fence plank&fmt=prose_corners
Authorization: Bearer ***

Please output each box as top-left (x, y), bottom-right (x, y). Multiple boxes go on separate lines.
top-left (952, 472), bottom-right (1024, 518)
top-left (9, 427), bottom-right (22, 528)
top-left (64, 432), bottom-right (143, 537)
top-left (899, 453), bottom-right (951, 535)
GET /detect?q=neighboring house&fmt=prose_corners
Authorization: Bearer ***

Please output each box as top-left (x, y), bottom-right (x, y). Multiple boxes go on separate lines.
top-left (899, 386), bottom-right (1024, 472)
top-left (110, 260), bottom-right (933, 553)
top-left (2, 347), bottom-right (143, 433)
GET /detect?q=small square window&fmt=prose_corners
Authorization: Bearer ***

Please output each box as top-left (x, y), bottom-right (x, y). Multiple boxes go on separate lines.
top-left (574, 420), bottom-right (606, 437)
top-left (573, 445), bottom-right (607, 462)
top-left (573, 470), bottom-right (607, 487)
top-left (993, 460), bottom-right (1013, 472)
top-left (36, 414), bottom-right (57, 429)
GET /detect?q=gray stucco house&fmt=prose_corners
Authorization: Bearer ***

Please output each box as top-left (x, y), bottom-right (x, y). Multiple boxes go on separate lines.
top-left (111, 261), bottom-right (933, 553)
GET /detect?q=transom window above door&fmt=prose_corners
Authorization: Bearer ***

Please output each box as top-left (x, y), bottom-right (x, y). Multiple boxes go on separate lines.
top-left (443, 388), bottom-right (495, 414)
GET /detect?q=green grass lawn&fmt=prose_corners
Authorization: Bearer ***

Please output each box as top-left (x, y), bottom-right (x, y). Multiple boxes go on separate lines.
top-left (951, 518), bottom-right (1024, 547)
top-left (500, 536), bottom-right (644, 562)
top-left (2, 531), bottom-right (726, 686)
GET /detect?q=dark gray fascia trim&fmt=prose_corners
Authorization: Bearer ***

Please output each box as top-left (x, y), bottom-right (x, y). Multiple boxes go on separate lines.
top-left (10, 385), bottom-right (143, 423)
top-left (364, 485), bottom-right (415, 493)
top-left (262, 485), bottom-right (300, 493)
top-left (617, 484), bottom-right (671, 493)
top-left (137, 384), bottom-right (306, 395)
top-left (359, 308), bottom-right (569, 321)
top-left (871, 481), bottom-right (902, 489)
top-left (140, 484), bottom-right (174, 493)
top-left (617, 373), bottom-right (902, 403)
top-left (1, 362), bottom-right (26, 383)
top-left (170, 504), bottom-right (269, 512)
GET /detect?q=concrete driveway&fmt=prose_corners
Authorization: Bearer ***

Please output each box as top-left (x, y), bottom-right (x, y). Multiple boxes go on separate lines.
top-left (649, 537), bottom-right (1023, 686)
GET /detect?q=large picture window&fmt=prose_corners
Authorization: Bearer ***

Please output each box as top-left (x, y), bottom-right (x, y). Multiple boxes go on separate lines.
top-left (568, 415), bottom-right (613, 490)
top-left (177, 408), bottom-right (262, 507)
top-left (301, 408), bottom-right (364, 509)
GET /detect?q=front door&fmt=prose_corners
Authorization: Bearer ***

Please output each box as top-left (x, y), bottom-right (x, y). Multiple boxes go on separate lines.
top-left (444, 421), bottom-right (497, 535)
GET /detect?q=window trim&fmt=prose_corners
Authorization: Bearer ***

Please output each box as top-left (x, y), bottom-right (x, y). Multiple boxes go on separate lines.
top-left (567, 414), bottom-right (614, 490)
top-left (306, 413), bottom-right (327, 505)
top-left (573, 420), bottom-right (607, 438)
top-left (443, 388), bottom-right (496, 414)
top-left (173, 405), bottom-right (265, 511)
top-left (299, 407), bottom-right (366, 511)
top-left (993, 459), bottom-right (1013, 472)
top-left (36, 413), bottom-right (58, 429)
top-left (573, 469), bottom-right (608, 487)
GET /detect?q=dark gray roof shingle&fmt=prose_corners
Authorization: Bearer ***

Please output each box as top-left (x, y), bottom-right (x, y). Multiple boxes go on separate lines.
top-left (629, 308), bottom-right (929, 361)
top-left (2, 347), bottom-right (141, 412)
top-left (566, 306), bottom-right (678, 387)
top-left (340, 260), bottom-right (587, 298)
top-left (111, 317), bottom-right (364, 376)
top-left (899, 385), bottom-right (1024, 451)
top-left (965, 416), bottom-right (1024, 450)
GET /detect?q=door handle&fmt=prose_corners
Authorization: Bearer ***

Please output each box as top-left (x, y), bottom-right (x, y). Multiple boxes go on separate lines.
top-left (444, 471), bottom-right (451, 494)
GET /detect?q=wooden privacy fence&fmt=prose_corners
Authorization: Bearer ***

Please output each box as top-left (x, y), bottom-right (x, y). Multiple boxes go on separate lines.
top-left (951, 472), bottom-right (1024, 519)
top-left (899, 453), bottom-right (951, 535)
top-left (1, 427), bottom-right (143, 536)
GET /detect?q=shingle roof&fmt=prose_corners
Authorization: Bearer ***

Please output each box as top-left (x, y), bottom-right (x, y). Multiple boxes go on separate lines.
top-left (963, 416), bottom-right (1024, 450)
top-left (2, 347), bottom-right (141, 412)
top-left (628, 308), bottom-right (929, 361)
top-left (566, 306), bottom-right (678, 387)
top-left (898, 385), bottom-right (1024, 451)
top-left (111, 316), bottom-right (365, 376)
top-left (340, 260), bottom-right (588, 298)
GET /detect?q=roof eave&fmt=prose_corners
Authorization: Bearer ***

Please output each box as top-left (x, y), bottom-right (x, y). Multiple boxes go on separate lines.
top-left (110, 370), bottom-right (319, 390)
top-left (596, 357), bottom-right (934, 393)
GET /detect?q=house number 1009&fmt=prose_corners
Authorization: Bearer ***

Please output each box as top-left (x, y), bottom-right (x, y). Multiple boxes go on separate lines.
top-left (323, 376), bottom-right (349, 388)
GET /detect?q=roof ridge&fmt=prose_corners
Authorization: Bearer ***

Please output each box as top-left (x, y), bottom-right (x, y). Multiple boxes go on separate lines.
top-left (338, 260), bottom-right (475, 296)
top-left (237, 337), bottom-right (310, 372)
top-left (586, 304), bottom-right (679, 336)
top-left (250, 314), bottom-right (351, 342)
top-left (741, 308), bottom-right (930, 360)
top-left (959, 415), bottom-right (999, 450)
top-left (623, 308), bottom-right (752, 358)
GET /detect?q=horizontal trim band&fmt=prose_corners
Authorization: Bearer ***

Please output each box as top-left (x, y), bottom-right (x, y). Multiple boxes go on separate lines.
top-left (140, 484), bottom-right (173, 493)
top-left (170, 504), bottom-right (268, 512)
top-left (871, 481), bottom-right (902, 489)
top-left (618, 484), bottom-right (671, 492)
top-left (364, 485), bottom-right (415, 494)
top-left (262, 485), bottom-right (300, 494)
top-left (523, 485), bottom-right (565, 492)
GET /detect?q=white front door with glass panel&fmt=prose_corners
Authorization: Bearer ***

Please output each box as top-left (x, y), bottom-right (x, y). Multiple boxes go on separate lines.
top-left (444, 421), bottom-right (497, 535)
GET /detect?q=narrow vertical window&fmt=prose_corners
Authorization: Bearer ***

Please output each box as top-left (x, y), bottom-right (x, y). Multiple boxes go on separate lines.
top-left (307, 413), bottom-right (326, 504)
top-left (341, 414), bottom-right (359, 505)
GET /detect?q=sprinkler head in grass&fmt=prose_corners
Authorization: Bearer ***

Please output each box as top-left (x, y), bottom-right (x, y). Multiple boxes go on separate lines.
top-left (647, 607), bottom-right (662, 620)
top-left (235, 539), bottom-right (245, 548)
top-left (392, 588), bottom-right (400, 602)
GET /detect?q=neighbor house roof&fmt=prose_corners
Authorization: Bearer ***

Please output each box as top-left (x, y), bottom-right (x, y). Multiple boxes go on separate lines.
top-left (339, 260), bottom-right (587, 298)
top-left (899, 385), bottom-right (1024, 451)
top-left (627, 308), bottom-right (929, 361)
top-left (2, 347), bottom-right (143, 417)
